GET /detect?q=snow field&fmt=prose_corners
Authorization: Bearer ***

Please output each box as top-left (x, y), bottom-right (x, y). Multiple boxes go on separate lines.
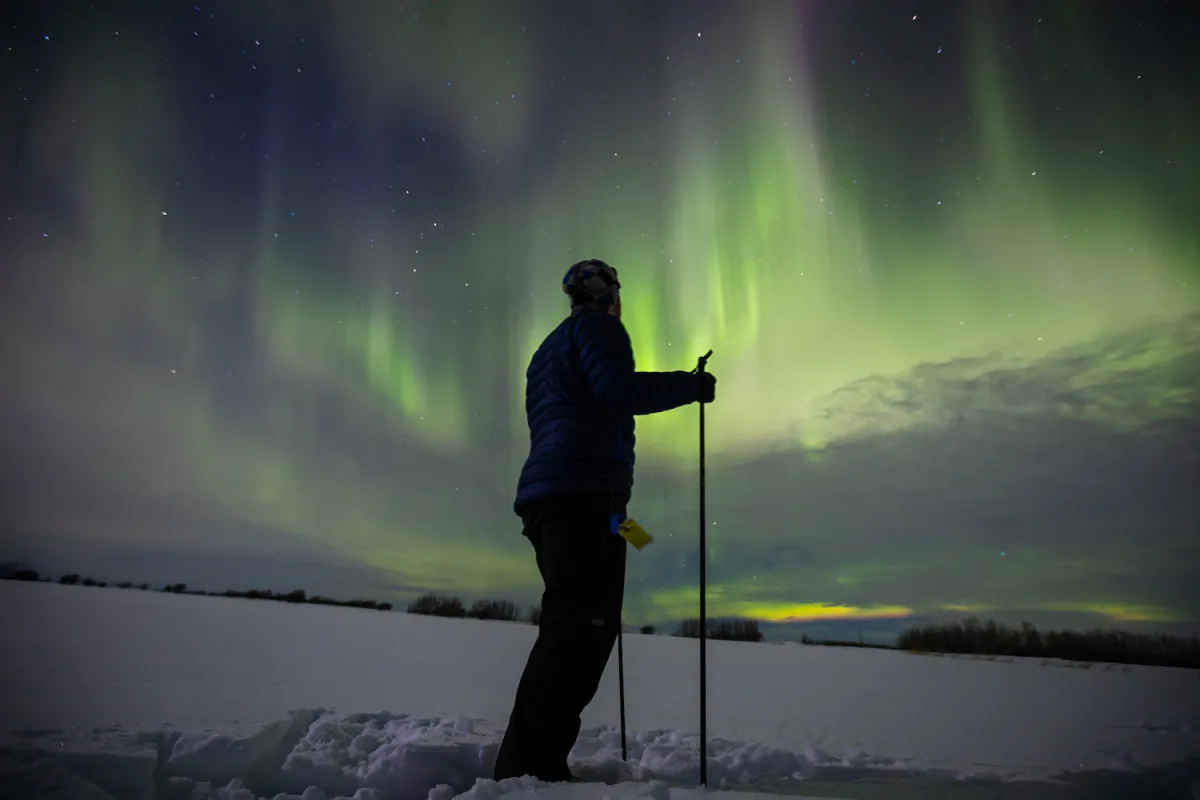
top-left (0, 580), bottom-right (1197, 799)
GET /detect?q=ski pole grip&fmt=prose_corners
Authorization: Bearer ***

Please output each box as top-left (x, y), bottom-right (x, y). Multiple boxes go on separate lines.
top-left (696, 349), bottom-right (712, 374)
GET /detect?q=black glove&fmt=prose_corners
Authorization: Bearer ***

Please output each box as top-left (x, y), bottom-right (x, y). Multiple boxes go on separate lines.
top-left (698, 371), bottom-right (716, 403)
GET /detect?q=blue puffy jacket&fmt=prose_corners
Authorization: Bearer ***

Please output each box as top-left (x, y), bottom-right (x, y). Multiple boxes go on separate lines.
top-left (514, 308), bottom-right (700, 515)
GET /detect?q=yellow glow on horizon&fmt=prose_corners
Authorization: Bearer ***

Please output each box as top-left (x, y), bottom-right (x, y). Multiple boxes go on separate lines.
top-left (1045, 602), bottom-right (1181, 623)
top-left (940, 604), bottom-right (994, 613)
top-left (736, 602), bottom-right (914, 623)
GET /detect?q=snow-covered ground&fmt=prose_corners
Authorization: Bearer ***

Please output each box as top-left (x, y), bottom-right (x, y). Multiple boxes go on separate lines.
top-left (0, 581), bottom-right (1197, 800)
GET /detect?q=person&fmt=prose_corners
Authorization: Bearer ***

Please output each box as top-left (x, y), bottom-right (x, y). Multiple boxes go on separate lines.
top-left (493, 259), bottom-right (717, 783)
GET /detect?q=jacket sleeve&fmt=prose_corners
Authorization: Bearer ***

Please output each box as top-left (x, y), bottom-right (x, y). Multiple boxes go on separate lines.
top-left (574, 313), bottom-right (700, 415)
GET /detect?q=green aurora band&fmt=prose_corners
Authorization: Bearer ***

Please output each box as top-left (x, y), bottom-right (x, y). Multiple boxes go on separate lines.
top-left (3, 1), bottom-right (1197, 629)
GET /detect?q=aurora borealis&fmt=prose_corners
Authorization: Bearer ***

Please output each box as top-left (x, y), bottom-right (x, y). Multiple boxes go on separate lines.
top-left (2, 0), bottom-right (1197, 637)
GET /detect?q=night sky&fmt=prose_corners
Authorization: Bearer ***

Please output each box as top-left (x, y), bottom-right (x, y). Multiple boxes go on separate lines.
top-left (2, 0), bottom-right (1197, 637)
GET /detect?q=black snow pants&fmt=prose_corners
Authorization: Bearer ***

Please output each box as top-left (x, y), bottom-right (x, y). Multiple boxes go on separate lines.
top-left (493, 494), bottom-right (627, 782)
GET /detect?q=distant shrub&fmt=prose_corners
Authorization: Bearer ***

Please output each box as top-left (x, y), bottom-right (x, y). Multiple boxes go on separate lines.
top-left (640, 625), bottom-right (656, 635)
top-left (139, 583), bottom-right (149, 590)
top-left (526, 604), bottom-right (541, 625)
top-left (116, 581), bottom-right (133, 589)
top-left (208, 587), bottom-right (392, 611)
top-left (59, 574), bottom-right (81, 585)
top-left (344, 598), bottom-right (385, 610)
top-left (897, 618), bottom-right (1200, 669)
top-left (6, 569), bottom-right (40, 582)
top-left (718, 618), bottom-right (765, 642)
top-left (160, 583), bottom-right (187, 594)
top-left (468, 598), bottom-right (520, 622)
top-left (407, 593), bottom-right (467, 617)
top-left (675, 617), bottom-right (764, 642)
top-left (82, 577), bottom-right (97, 587)
top-left (802, 637), bottom-right (893, 650)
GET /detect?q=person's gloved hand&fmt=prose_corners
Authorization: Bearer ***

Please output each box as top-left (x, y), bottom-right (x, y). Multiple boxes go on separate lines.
top-left (698, 371), bottom-right (717, 403)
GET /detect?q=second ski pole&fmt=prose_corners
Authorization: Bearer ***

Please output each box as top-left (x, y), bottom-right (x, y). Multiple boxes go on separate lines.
top-left (695, 349), bottom-right (712, 786)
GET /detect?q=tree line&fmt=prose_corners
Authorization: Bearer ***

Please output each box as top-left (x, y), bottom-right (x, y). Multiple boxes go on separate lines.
top-left (5, 568), bottom-right (1197, 667)
top-left (897, 617), bottom-right (1200, 670)
top-left (4, 568), bottom-right (394, 611)
top-left (406, 593), bottom-right (766, 641)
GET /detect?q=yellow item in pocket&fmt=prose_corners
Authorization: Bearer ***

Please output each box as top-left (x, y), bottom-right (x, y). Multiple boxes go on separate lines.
top-left (617, 518), bottom-right (654, 550)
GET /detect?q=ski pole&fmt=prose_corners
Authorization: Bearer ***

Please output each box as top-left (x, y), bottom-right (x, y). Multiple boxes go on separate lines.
top-left (695, 349), bottom-right (712, 786)
top-left (618, 624), bottom-right (628, 762)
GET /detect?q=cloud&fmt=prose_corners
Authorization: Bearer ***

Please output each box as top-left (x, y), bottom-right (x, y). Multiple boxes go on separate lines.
top-left (810, 311), bottom-right (1200, 439)
top-left (626, 312), bottom-right (1200, 624)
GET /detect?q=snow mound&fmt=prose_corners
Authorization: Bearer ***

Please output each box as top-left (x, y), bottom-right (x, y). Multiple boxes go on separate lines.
top-left (0, 710), bottom-right (884, 800)
top-left (444, 778), bottom-right (830, 800)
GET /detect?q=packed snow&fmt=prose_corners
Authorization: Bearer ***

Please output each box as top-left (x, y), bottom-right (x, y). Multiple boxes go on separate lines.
top-left (0, 581), bottom-right (1197, 800)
